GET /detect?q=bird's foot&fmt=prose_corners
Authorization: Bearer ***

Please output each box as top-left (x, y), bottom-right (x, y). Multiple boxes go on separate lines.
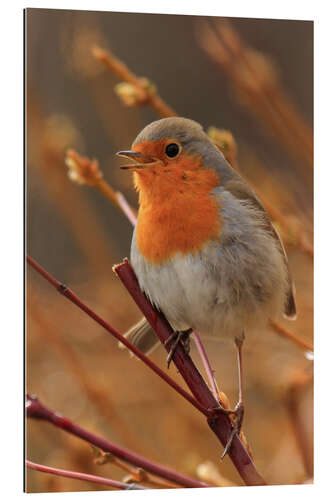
top-left (221, 401), bottom-right (244, 459)
top-left (164, 329), bottom-right (191, 368)
top-left (208, 401), bottom-right (245, 459)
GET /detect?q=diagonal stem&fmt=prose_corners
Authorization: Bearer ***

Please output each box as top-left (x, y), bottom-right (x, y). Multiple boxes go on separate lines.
top-left (269, 319), bottom-right (313, 354)
top-left (92, 45), bottom-right (177, 118)
top-left (26, 395), bottom-right (208, 489)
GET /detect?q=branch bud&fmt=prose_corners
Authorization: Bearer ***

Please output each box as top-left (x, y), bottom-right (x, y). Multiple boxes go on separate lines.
top-left (65, 149), bottom-right (103, 187)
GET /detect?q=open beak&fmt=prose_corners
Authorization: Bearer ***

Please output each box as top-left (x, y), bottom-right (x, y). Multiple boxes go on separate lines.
top-left (116, 150), bottom-right (157, 170)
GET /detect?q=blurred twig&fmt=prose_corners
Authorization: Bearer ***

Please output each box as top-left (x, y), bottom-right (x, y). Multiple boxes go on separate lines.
top-left (26, 395), bottom-right (208, 488)
top-left (92, 45), bottom-right (177, 118)
top-left (65, 149), bottom-right (137, 221)
top-left (207, 127), bottom-right (239, 169)
top-left (91, 447), bottom-right (179, 489)
top-left (197, 19), bottom-right (313, 172)
top-left (269, 319), bottom-right (313, 354)
top-left (26, 460), bottom-right (145, 490)
top-left (114, 259), bottom-right (265, 486)
top-left (196, 460), bottom-right (236, 487)
top-left (284, 368), bottom-right (313, 477)
top-left (27, 88), bottom-right (115, 277)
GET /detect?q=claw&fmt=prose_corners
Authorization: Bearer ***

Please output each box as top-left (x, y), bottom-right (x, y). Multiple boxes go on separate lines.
top-left (164, 331), bottom-right (178, 347)
top-left (164, 329), bottom-right (191, 368)
top-left (220, 402), bottom-right (245, 460)
top-left (221, 426), bottom-right (238, 460)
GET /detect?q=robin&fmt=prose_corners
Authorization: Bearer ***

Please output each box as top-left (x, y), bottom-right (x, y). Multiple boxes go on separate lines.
top-left (117, 117), bottom-right (296, 455)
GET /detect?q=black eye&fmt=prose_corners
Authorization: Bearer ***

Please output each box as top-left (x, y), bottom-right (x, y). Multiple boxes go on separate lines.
top-left (165, 143), bottom-right (180, 158)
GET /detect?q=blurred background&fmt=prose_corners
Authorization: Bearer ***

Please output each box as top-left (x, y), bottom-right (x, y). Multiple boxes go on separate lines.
top-left (26, 8), bottom-right (313, 492)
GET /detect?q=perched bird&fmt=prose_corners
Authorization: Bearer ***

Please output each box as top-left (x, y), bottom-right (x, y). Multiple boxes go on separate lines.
top-left (117, 117), bottom-right (296, 454)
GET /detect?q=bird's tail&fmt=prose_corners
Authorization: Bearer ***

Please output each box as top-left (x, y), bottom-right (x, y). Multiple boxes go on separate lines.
top-left (118, 317), bottom-right (160, 356)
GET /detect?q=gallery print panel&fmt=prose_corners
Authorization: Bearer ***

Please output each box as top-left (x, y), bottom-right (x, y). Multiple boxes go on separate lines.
top-left (25, 7), bottom-right (313, 493)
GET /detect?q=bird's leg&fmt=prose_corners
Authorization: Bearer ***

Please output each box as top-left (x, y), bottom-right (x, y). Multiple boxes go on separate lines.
top-left (164, 328), bottom-right (192, 368)
top-left (220, 331), bottom-right (246, 459)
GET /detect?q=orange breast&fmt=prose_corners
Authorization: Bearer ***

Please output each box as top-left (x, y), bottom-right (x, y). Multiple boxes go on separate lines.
top-left (134, 158), bottom-right (222, 264)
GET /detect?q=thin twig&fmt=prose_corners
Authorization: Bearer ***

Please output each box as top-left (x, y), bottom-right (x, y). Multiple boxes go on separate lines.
top-left (192, 331), bottom-right (220, 400)
top-left (92, 45), bottom-right (177, 118)
top-left (269, 319), bottom-right (313, 354)
top-left (115, 191), bottom-right (138, 226)
top-left (26, 460), bottom-right (146, 490)
top-left (284, 368), bottom-right (313, 477)
top-left (200, 20), bottom-right (313, 170)
top-left (217, 20), bottom-right (313, 165)
top-left (26, 254), bottom-right (209, 418)
top-left (261, 199), bottom-right (313, 260)
top-left (65, 149), bottom-right (137, 218)
top-left (27, 89), bottom-right (115, 277)
top-left (114, 259), bottom-right (266, 486)
top-left (26, 395), bottom-right (208, 489)
top-left (91, 449), bottom-right (179, 489)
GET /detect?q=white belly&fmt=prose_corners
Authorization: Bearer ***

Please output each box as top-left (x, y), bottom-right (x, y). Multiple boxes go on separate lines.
top-left (130, 192), bottom-right (288, 340)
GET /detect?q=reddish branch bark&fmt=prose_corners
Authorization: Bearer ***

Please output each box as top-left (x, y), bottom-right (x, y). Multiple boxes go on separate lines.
top-left (26, 460), bottom-right (146, 490)
top-left (26, 395), bottom-right (207, 489)
top-left (114, 259), bottom-right (266, 486)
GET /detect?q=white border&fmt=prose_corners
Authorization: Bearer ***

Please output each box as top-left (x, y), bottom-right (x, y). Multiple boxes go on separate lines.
top-left (2, 1), bottom-right (331, 499)
top-left (19, 0), bottom-right (316, 20)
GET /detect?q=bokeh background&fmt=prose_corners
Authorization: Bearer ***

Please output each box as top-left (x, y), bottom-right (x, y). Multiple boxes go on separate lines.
top-left (26, 8), bottom-right (313, 492)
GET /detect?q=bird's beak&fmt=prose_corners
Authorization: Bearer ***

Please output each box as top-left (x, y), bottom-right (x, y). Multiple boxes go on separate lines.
top-left (116, 150), bottom-right (157, 170)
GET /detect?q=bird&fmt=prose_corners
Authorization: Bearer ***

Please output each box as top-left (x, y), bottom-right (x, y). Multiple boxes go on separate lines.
top-left (117, 117), bottom-right (296, 455)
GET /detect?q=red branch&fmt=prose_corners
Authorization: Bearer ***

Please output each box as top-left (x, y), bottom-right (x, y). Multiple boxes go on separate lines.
top-left (114, 259), bottom-right (266, 486)
top-left (26, 255), bottom-right (208, 417)
top-left (26, 460), bottom-right (146, 490)
top-left (26, 395), bottom-right (207, 489)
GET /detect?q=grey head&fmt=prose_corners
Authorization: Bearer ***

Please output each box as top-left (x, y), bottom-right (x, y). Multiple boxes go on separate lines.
top-left (133, 117), bottom-right (206, 146)
top-left (132, 117), bottom-right (237, 185)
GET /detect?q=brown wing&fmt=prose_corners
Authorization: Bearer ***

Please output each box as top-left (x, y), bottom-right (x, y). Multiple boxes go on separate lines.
top-left (119, 317), bottom-right (159, 355)
top-left (224, 176), bottom-right (297, 320)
